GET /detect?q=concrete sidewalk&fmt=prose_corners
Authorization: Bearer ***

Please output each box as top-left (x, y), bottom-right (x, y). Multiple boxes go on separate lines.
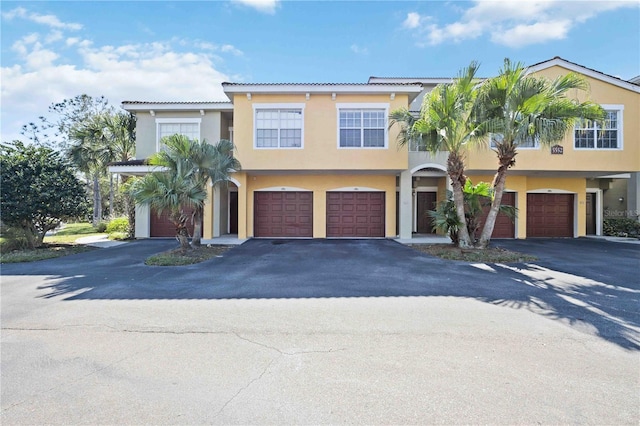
top-left (75, 234), bottom-right (128, 248)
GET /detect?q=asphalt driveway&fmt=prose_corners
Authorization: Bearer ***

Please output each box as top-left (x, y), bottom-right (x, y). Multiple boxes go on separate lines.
top-left (2, 238), bottom-right (639, 424)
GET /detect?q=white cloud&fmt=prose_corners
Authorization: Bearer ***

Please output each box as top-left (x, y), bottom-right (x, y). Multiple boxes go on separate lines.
top-left (2, 7), bottom-right (82, 30)
top-left (350, 44), bottom-right (369, 55)
top-left (491, 20), bottom-right (573, 48)
top-left (0, 11), bottom-right (246, 143)
top-left (403, 0), bottom-right (638, 48)
top-left (233, 0), bottom-right (279, 14)
top-left (402, 12), bottom-right (422, 29)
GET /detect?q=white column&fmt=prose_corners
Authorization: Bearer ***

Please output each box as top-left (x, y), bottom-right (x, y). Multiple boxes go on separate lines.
top-left (213, 186), bottom-right (221, 237)
top-left (399, 170), bottom-right (413, 239)
top-left (135, 203), bottom-right (150, 238)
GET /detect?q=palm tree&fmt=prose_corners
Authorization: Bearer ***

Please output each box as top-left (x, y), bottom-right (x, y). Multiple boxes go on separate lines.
top-left (475, 59), bottom-right (605, 248)
top-left (69, 112), bottom-right (136, 226)
top-left (150, 136), bottom-right (241, 247)
top-left (390, 62), bottom-right (488, 248)
top-left (68, 115), bottom-right (112, 225)
top-left (103, 112), bottom-right (136, 237)
top-left (131, 171), bottom-right (206, 251)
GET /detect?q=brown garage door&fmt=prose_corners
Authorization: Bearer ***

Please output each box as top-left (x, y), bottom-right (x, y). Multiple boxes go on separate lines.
top-left (254, 191), bottom-right (313, 237)
top-left (327, 192), bottom-right (385, 237)
top-left (477, 192), bottom-right (516, 238)
top-left (150, 206), bottom-right (195, 237)
top-left (527, 193), bottom-right (574, 237)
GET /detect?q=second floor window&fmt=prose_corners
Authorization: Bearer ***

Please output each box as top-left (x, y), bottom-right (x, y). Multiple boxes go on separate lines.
top-left (255, 108), bottom-right (303, 148)
top-left (156, 118), bottom-right (201, 151)
top-left (490, 133), bottom-right (539, 149)
top-left (574, 109), bottom-right (622, 149)
top-left (339, 109), bottom-right (386, 148)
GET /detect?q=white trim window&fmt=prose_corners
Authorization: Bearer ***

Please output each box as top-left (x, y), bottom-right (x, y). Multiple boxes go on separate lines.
top-left (490, 133), bottom-right (539, 149)
top-left (574, 107), bottom-right (623, 150)
top-left (337, 103), bottom-right (388, 148)
top-left (156, 118), bottom-right (201, 152)
top-left (253, 103), bottom-right (304, 149)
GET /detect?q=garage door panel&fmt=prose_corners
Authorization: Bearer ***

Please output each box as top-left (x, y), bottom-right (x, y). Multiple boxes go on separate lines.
top-left (476, 192), bottom-right (515, 239)
top-left (254, 191), bottom-right (313, 237)
top-left (150, 206), bottom-right (195, 238)
top-left (527, 193), bottom-right (573, 237)
top-left (326, 192), bottom-right (385, 238)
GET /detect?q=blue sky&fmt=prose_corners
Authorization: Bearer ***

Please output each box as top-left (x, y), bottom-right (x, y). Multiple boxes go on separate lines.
top-left (1, 0), bottom-right (639, 142)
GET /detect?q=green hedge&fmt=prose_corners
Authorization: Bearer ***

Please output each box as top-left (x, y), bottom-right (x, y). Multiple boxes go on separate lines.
top-left (603, 218), bottom-right (640, 238)
top-left (106, 217), bottom-right (129, 233)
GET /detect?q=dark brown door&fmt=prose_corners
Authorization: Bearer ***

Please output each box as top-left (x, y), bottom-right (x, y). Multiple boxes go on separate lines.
top-left (254, 191), bottom-right (313, 237)
top-left (586, 192), bottom-right (596, 235)
top-left (527, 193), bottom-right (574, 237)
top-left (478, 192), bottom-right (516, 238)
top-left (326, 192), bottom-right (385, 237)
top-left (150, 206), bottom-right (195, 237)
top-left (416, 192), bottom-right (437, 234)
top-left (229, 191), bottom-right (238, 234)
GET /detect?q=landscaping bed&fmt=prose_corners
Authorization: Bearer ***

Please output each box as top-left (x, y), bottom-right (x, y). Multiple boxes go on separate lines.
top-left (1, 244), bottom-right (95, 263)
top-left (145, 245), bottom-right (232, 266)
top-left (409, 244), bottom-right (537, 263)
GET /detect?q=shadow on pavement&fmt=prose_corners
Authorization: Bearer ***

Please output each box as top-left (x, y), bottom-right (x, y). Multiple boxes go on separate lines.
top-left (2, 238), bottom-right (639, 350)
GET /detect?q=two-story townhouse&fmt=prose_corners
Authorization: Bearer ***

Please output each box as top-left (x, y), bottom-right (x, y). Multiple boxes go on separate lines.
top-left (221, 83), bottom-right (422, 239)
top-left (108, 101), bottom-right (234, 238)
top-left (371, 57), bottom-right (640, 240)
top-left (112, 57), bottom-right (638, 242)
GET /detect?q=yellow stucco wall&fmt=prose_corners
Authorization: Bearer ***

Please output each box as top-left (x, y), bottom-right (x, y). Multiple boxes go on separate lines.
top-left (469, 174), bottom-right (587, 238)
top-left (233, 93), bottom-right (410, 171)
top-left (220, 173), bottom-right (397, 238)
top-left (467, 65), bottom-right (640, 174)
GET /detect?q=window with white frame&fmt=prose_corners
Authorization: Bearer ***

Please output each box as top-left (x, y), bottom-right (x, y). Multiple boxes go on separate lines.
top-left (490, 133), bottom-right (539, 149)
top-left (338, 108), bottom-right (387, 148)
top-left (574, 109), bottom-right (622, 149)
top-left (156, 118), bottom-right (201, 151)
top-left (254, 106), bottom-right (303, 148)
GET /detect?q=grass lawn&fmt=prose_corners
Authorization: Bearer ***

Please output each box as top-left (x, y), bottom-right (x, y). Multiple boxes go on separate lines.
top-left (1, 222), bottom-right (100, 263)
top-left (1, 245), bottom-right (95, 263)
top-left (410, 244), bottom-right (537, 263)
top-left (44, 222), bottom-right (104, 244)
top-left (146, 245), bottom-right (232, 266)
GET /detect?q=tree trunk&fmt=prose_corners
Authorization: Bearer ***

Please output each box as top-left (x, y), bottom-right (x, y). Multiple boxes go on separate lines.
top-left (109, 173), bottom-right (114, 219)
top-left (477, 153), bottom-right (514, 249)
top-left (173, 212), bottom-right (192, 251)
top-left (92, 173), bottom-right (102, 226)
top-left (447, 151), bottom-right (473, 248)
top-left (191, 206), bottom-right (203, 247)
top-left (451, 177), bottom-right (473, 248)
top-left (22, 222), bottom-right (38, 250)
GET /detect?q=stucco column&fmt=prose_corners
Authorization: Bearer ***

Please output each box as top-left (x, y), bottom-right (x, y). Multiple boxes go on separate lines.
top-left (236, 173), bottom-right (248, 239)
top-left (212, 185), bottom-right (221, 237)
top-left (399, 170), bottom-right (413, 239)
top-left (628, 172), bottom-right (640, 221)
top-left (135, 203), bottom-right (150, 238)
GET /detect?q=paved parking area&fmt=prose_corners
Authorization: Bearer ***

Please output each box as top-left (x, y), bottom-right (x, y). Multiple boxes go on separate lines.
top-left (1, 238), bottom-right (639, 424)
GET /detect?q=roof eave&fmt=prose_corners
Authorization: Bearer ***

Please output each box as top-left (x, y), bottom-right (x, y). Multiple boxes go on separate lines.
top-left (121, 102), bottom-right (233, 112)
top-left (527, 57), bottom-right (640, 94)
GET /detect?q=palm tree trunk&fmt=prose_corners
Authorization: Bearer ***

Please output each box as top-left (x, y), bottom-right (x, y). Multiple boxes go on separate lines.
top-left (477, 157), bottom-right (512, 249)
top-left (191, 206), bottom-right (203, 247)
top-left (174, 214), bottom-right (192, 251)
top-left (447, 152), bottom-right (473, 248)
top-left (109, 173), bottom-right (114, 219)
top-left (92, 173), bottom-right (102, 226)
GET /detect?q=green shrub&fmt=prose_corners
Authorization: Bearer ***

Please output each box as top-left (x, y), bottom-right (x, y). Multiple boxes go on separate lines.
top-left (106, 217), bottom-right (129, 233)
top-left (108, 231), bottom-right (129, 241)
top-left (0, 226), bottom-right (29, 252)
top-left (603, 218), bottom-right (640, 238)
top-left (94, 221), bottom-right (108, 233)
